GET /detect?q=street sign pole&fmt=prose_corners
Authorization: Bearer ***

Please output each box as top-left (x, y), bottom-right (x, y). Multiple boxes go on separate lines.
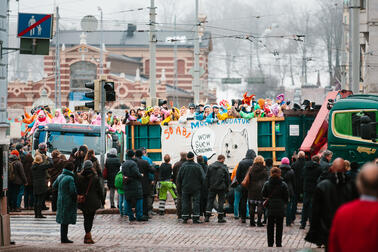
top-left (100, 78), bottom-right (105, 170)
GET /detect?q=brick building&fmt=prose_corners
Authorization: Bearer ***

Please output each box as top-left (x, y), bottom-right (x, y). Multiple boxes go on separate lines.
top-left (8, 25), bottom-right (216, 110)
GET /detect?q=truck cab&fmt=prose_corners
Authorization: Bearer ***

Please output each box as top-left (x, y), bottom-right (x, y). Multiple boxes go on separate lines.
top-left (328, 94), bottom-right (378, 164)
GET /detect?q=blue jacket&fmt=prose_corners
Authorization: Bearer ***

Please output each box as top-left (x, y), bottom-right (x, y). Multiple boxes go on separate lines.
top-left (53, 169), bottom-right (77, 225)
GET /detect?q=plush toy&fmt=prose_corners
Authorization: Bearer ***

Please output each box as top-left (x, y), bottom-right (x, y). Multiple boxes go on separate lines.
top-left (242, 92), bottom-right (255, 106)
top-left (161, 107), bottom-right (180, 125)
top-left (276, 93), bottom-right (285, 105)
top-left (52, 109), bottom-right (66, 124)
top-left (150, 106), bottom-right (162, 123)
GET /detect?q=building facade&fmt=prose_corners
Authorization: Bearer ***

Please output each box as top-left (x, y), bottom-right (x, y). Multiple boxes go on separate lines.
top-left (8, 25), bottom-right (215, 110)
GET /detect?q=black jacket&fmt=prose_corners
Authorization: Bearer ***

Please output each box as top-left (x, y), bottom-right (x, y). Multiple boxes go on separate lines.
top-left (77, 169), bottom-right (102, 213)
top-left (247, 163), bottom-right (268, 200)
top-left (303, 161), bottom-right (322, 194)
top-left (262, 177), bottom-right (288, 217)
top-left (305, 172), bottom-right (359, 246)
top-left (22, 153), bottom-right (34, 186)
top-left (292, 157), bottom-right (306, 195)
top-left (49, 156), bottom-right (64, 188)
top-left (280, 164), bottom-right (295, 197)
top-left (9, 155), bottom-right (27, 185)
top-left (172, 158), bottom-right (186, 184)
top-left (206, 161), bottom-right (230, 192)
top-left (105, 154), bottom-right (121, 188)
top-left (177, 160), bottom-right (205, 194)
top-left (159, 163), bottom-right (172, 181)
top-left (31, 162), bottom-right (49, 195)
top-left (136, 157), bottom-right (155, 196)
top-left (236, 149), bottom-right (256, 184)
top-left (122, 159), bottom-right (143, 200)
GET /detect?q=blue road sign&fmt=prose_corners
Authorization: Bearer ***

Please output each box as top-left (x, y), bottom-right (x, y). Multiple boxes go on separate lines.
top-left (17, 13), bottom-right (53, 39)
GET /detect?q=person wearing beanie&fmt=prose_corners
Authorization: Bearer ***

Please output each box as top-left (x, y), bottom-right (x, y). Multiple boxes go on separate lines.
top-left (105, 148), bottom-right (122, 209)
top-left (279, 157), bottom-right (295, 226)
top-left (77, 159), bottom-right (102, 244)
top-left (53, 162), bottom-right (77, 244)
top-left (8, 149), bottom-right (27, 212)
top-left (177, 151), bottom-right (205, 224)
top-left (122, 150), bottom-right (148, 222)
top-left (31, 155), bottom-right (49, 218)
top-left (135, 149), bottom-right (156, 219)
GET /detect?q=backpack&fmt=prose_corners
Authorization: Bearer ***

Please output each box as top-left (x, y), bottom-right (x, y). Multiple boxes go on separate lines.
top-left (8, 161), bottom-right (17, 182)
top-left (114, 171), bottom-right (124, 190)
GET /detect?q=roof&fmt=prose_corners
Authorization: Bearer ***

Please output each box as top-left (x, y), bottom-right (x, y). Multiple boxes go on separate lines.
top-left (166, 84), bottom-right (193, 98)
top-left (53, 29), bottom-right (212, 49)
top-left (333, 94), bottom-right (378, 110)
top-left (107, 54), bottom-right (142, 64)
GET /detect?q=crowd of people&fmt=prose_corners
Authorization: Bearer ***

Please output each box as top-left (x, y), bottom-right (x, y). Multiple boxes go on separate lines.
top-left (21, 92), bottom-right (297, 138)
top-left (6, 139), bottom-right (378, 250)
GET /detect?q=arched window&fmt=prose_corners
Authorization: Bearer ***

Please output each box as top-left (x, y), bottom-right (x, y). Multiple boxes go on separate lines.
top-left (145, 59), bottom-right (150, 76)
top-left (177, 59), bottom-right (185, 74)
top-left (70, 61), bottom-right (97, 90)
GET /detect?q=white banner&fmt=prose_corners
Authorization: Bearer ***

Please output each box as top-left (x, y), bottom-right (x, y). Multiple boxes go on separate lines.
top-left (161, 118), bottom-right (258, 168)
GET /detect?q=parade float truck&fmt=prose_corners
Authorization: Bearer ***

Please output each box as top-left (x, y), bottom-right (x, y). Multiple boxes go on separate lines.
top-left (31, 123), bottom-right (126, 161)
top-left (301, 92), bottom-right (378, 165)
top-left (126, 110), bottom-right (318, 170)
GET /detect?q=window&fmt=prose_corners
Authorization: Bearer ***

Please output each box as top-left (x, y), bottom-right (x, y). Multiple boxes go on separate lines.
top-left (333, 110), bottom-right (377, 140)
top-left (145, 59), bottom-right (150, 76)
top-left (70, 61), bottom-right (97, 90)
top-left (178, 60), bottom-right (185, 75)
top-left (48, 131), bottom-right (102, 154)
top-left (360, 0), bottom-right (366, 9)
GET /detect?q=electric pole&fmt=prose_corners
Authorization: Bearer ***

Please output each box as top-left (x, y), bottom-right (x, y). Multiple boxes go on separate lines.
top-left (149, 0), bottom-right (157, 106)
top-left (173, 15), bottom-right (178, 107)
top-left (350, 0), bottom-right (360, 93)
top-left (55, 6), bottom-right (61, 108)
top-left (98, 6), bottom-right (105, 169)
top-left (193, 0), bottom-right (200, 104)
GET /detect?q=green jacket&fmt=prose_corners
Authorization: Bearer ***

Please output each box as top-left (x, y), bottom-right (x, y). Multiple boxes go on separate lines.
top-left (53, 169), bottom-right (77, 225)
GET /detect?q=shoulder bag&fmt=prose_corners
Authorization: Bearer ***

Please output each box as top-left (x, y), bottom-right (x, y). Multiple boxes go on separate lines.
top-left (77, 177), bottom-right (93, 204)
top-left (241, 166), bottom-right (253, 188)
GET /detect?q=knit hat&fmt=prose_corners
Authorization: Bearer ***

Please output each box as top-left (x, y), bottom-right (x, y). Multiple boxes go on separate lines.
top-left (212, 105), bottom-right (219, 109)
top-left (127, 150), bottom-right (135, 158)
top-left (38, 143), bottom-right (47, 151)
top-left (204, 105), bottom-right (211, 110)
top-left (281, 157), bottom-right (290, 165)
top-left (189, 103), bottom-right (196, 109)
top-left (187, 152), bottom-right (195, 159)
top-left (83, 160), bottom-right (93, 170)
top-left (10, 150), bottom-right (19, 157)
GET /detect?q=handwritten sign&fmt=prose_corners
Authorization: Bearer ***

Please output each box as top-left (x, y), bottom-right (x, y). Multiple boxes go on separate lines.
top-left (191, 127), bottom-right (216, 158)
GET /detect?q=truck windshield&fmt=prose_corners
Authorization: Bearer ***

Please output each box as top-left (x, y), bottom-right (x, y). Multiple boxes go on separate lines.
top-left (47, 131), bottom-right (102, 154)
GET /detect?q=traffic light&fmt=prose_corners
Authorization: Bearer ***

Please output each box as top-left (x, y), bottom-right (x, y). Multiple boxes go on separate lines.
top-left (104, 81), bottom-right (116, 102)
top-left (84, 80), bottom-right (100, 111)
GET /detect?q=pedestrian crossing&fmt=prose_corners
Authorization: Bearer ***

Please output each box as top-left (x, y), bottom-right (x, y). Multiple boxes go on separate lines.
top-left (10, 215), bottom-right (84, 242)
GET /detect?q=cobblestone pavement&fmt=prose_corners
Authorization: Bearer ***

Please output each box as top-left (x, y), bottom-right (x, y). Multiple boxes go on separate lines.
top-left (3, 214), bottom-right (321, 252)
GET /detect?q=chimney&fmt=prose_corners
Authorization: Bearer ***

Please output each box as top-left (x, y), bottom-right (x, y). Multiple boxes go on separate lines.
top-left (127, 24), bottom-right (137, 37)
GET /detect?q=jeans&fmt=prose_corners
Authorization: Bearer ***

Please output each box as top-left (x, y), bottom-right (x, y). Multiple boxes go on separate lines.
top-left (60, 224), bottom-right (69, 242)
top-left (286, 196), bottom-right (295, 225)
top-left (267, 216), bottom-right (284, 247)
top-left (109, 187), bottom-right (116, 207)
top-left (8, 183), bottom-right (20, 210)
top-left (24, 185), bottom-right (34, 209)
top-left (16, 185), bottom-right (24, 208)
top-left (83, 211), bottom-right (95, 233)
top-left (234, 185), bottom-right (249, 218)
top-left (126, 199), bottom-right (143, 220)
top-left (34, 193), bottom-right (45, 217)
top-left (182, 191), bottom-right (201, 220)
top-left (118, 193), bottom-right (127, 216)
top-left (300, 191), bottom-right (313, 228)
top-left (206, 191), bottom-right (225, 219)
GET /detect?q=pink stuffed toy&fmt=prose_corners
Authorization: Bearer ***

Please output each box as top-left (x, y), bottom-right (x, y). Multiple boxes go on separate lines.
top-left (52, 109), bottom-right (66, 124)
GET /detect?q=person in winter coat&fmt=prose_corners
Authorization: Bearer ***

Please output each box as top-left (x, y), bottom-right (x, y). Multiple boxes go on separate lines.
top-left (77, 160), bottom-right (103, 244)
top-left (158, 154), bottom-right (177, 215)
top-left (205, 155), bottom-right (230, 223)
top-left (247, 155), bottom-right (269, 227)
top-left (105, 148), bottom-right (121, 208)
top-left (8, 150), bottom-right (27, 212)
top-left (291, 151), bottom-right (306, 223)
top-left (135, 149), bottom-right (156, 218)
top-left (305, 158), bottom-right (359, 248)
top-left (50, 150), bottom-right (65, 212)
top-left (53, 162), bottom-right (77, 243)
top-left (236, 149), bottom-right (257, 223)
top-left (317, 150), bottom-right (333, 182)
top-left (85, 150), bottom-right (104, 205)
top-left (74, 145), bottom-right (88, 173)
top-left (31, 155), bottom-right (49, 218)
top-left (262, 167), bottom-right (289, 247)
top-left (18, 147), bottom-right (34, 210)
top-left (197, 155), bottom-right (208, 217)
top-left (177, 152), bottom-right (205, 224)
top-left (172, 152), bottom-right (186, 219)
top-left (279, 157), bottom-right (295, 226)
top-left (300, 155), bottom-right (322, 229)
top-left (122, 150), bottom-right (148, 222)
top-left (328, 162), bottom-right (378, 252)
